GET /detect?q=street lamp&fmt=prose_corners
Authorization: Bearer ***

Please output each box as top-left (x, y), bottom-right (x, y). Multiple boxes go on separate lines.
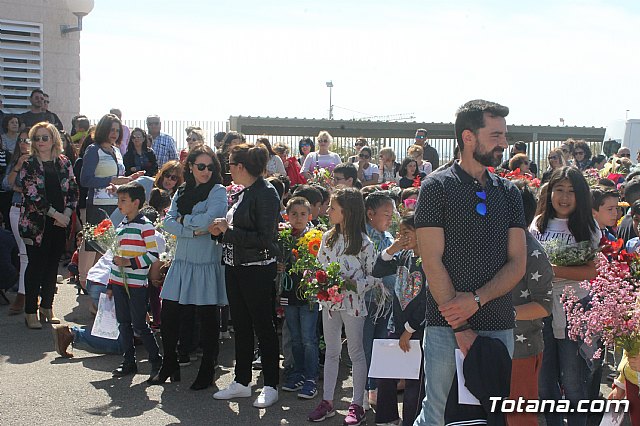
top-left (61, 0), bottom-right (95, 35)
top-left (326, 80), bottom-right (333, 120)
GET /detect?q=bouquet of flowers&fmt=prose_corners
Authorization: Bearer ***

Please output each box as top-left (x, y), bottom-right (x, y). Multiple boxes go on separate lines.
top-left (542, 239), bottom-right (600, 266)
top-left (83, 218), bottom-right (130, 296)
top-left (564, 252), bottom-right (640, 358)
top-left (289, 229), bottom-right (356, 306)
top-left (308, 167), bottom-right (333, 189)
top-left (493, 167), bottom-right (541, 190)
top-left (154, 217), bottom-right (177, 265)
top-left (583, 168), bottom-right (601, 187)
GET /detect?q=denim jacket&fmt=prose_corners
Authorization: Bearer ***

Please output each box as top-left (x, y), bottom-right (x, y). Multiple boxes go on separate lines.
top-left (18, 154), bottom-right (78, 246)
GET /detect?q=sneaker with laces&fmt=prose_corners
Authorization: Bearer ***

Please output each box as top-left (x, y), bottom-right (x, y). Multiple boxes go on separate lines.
top-left (282, 375), bottom-right (305, 392)
top-left (253, 386), bottom-right (278, 408)
top-left (308, 400), bottom-right (335, 422)
top-left (298, 380), bottom-right (318, 399)
top-left (343, 403), bottom-right (365, 426)
top-left (213, 381), bottom-right (252, 400)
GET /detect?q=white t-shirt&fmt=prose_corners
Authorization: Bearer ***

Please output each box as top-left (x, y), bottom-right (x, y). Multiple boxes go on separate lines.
top-left (360, 163), bottom-right (379, 181)
top-left (301, 152), bottom-right (342, 173)
top-left (417, 161), bottom-right (433, 176)
top-left (528, 216), bottom-right (600, 248)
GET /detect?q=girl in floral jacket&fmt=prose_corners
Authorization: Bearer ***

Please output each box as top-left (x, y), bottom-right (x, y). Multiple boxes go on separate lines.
top-left (18, 122), bottom-right (78, 329)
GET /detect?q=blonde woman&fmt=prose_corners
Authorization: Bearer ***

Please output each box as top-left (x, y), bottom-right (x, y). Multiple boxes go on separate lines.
top-left (378, 147), bottom-right (400, 183)
top-left (18, 122), bottom-right (78, 329)
top-left (301, 131), bottom-right (341, 180)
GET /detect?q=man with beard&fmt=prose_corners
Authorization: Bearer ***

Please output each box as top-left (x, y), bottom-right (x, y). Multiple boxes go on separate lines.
top-left (413, 99), bottom-right (526, 425)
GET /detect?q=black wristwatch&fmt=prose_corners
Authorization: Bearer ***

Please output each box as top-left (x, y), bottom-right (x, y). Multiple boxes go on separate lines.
top-left (472, 290), bottom-right (482, 309)
top-left (453, 323), bottom-right (472, 333)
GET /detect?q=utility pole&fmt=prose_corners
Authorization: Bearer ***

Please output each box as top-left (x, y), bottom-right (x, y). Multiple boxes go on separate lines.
top-left (326, 81), bottom-right (333, 120)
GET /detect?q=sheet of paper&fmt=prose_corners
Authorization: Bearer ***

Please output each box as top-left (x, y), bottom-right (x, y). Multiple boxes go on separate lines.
top-left (368, 339), bottom-right (422, 379)
top-left (455, 349), bottom-right (481, 405)
top-left (91, 293), bottom-right (120, 340)
top-left (599, 411), bottom-right (624, 426)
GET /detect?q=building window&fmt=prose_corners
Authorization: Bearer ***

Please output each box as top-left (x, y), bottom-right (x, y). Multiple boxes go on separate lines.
top-left (0, 19), bottom-right (43, 113)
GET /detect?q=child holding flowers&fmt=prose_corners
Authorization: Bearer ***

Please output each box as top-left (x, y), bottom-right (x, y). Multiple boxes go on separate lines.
top-left (279, 197), bottom-right (320, 399)
top-left (307, 187), bottom-right (382, 426)
top-left (529, 166), bottom-right (600, 426)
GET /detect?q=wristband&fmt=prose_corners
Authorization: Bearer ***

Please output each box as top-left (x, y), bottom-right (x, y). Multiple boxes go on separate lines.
top-left (453, 323), bottom-right (472, 333)
top-left (472, 290), bottom-right (482, 309)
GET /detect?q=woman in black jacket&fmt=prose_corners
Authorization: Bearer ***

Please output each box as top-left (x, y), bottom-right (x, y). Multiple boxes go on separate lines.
top-left (123, 128), bottom-right (158, 177)
top-left (208, 143), bottom-right (281, 408)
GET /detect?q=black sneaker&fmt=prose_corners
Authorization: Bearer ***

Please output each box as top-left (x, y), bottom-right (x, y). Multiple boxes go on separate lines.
top-left (112, 363), bottom-right (137, 377)
top-left (178, 353), bottom-right (191, 367)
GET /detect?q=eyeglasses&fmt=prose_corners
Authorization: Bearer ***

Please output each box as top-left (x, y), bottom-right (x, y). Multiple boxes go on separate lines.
top-left (300, 143), bottom-right (311, 147)
top-left (194, 163), bottom-right (215, 172)
top-left (163, 174), bottom-right (178, 181)
top-left (359, 153), bottom-right (370, 159)
top-left (318, 139), bottom-right (329, 143)
top-left (475, 189), bottom-right (487, 216)
top-left (17, 138), bottom-right (30, 144)
top-left (32, 135), bottom-right (50, 142)
top-left (548, 155), bottom-right (558, 161)
top-left (574, 151), bottom-right (585, 156)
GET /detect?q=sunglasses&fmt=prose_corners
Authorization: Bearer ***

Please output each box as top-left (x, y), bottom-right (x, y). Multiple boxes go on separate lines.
top-left (32, 135), bottom-right (50, 142)
top-left (163, 174), bottom-right (178, 181)
top-left (300, 143), bottom-right (311, 147)
top-left (548, 156), bottom-right (558, 161)
top-left (620, 153), bottom-right (631, 158)
top-left (186, 137), bottom-right (200, 142)
top-left (415, 135), bottom-right (426, 140)
top-left (194, 163), bottom-right (215, 172)
top-left (475, 189), bottom-right (487, 216)
top-left (132, 134), bottom-right (144, 140)
top-left (147, 122), bottom-right (161, 126)
top-left (318, 139), bottom-right (329, 143)
top-left (355, 142), bottom-right (365, 147)
top-left (359, 153), bottom-right (370, 159)
top-left (561, 149), bottom-right (569, 153)
top-left (17, 138), bottom-right (30, 144)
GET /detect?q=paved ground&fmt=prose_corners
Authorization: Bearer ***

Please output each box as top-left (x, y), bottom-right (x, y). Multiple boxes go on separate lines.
top-left (0, 277), bottom-right (631, 425)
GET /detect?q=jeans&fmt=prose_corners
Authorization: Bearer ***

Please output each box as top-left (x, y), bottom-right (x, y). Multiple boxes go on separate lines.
top-left (539, 317), bottom-right (590, 426)
top-left (24, 220), bottom-right (66, 314)
top-left (9, 206), bottom-right (27, 294)
top-left (86, 279), bottom-right (107, 307)
top-left (72, 325), bottom-right (122, 354)
top-left (363, 302), bottom-right (390, 390)
top-left (413, 326), bottom-right (514, 426)
top-left (284, 304), bottom-right (319, 381)
top-left (225, 263), bottom-right (279, 388)
top-left (112, 285), bottom-right (160, 365)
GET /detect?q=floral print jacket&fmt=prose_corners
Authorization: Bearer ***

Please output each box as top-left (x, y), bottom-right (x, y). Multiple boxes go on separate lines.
top-left (18, 154), bottom-right (78, 246)
top-left (317, 231), bottom-right (382, 317)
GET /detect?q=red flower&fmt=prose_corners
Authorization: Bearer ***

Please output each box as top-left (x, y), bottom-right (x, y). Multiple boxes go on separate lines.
top-left (317, 290), bottom-right (329, 301)
top-left (412, 175), bottom-right (422, 188)
top-left (316, 270), bottom-right (328, 284)
top-left (487, 167), bottom-right (496, 173)
top-left (94, 219), bottom-right (113, 237)
top-left (380, 183), bottom-right (390, 190)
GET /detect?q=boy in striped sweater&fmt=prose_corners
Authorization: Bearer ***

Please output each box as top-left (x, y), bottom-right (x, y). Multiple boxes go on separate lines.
top-left (107, 182), bottom-right (162, 380)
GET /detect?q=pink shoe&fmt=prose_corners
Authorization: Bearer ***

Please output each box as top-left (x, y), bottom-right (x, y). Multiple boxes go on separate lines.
top-left (343, 403), bottom-right (365, 426)
top-left (308, 400), bottom-right (335, 422)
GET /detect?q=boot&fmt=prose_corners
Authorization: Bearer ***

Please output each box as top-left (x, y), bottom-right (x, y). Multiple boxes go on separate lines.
top-left (8, 293), bottom-right (25, 315)
top-left (148, 357), bottom-right (180, 384)
top-left (25, 313), bottom-right (42, 329)
top-left (190, 357), bottom-right (216, 390)
top-left (39, 308), bottom-right (61, 324)
top-left (52, 324), bottom-right (74, 358)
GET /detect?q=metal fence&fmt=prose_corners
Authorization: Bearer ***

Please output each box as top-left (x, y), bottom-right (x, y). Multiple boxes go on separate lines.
top-left (117, 119), bottom-right (603, 173)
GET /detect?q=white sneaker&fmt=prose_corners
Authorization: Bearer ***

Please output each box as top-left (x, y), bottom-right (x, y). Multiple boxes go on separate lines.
top-left (56, 275), bottom-right (64, 284)
top-left (220, 331), bottom-right (232, 339)
top-left (253, 386), bottom-right (279, 408)
top-left (213, 381), bottom-right (252, 400)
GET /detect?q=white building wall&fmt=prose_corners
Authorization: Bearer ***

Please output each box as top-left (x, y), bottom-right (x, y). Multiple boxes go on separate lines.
top-left (1, 0), bottom-right (81, 130)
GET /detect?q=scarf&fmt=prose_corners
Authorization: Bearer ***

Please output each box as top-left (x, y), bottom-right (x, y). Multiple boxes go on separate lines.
top-left (176, 179), bottom-right (216, 215)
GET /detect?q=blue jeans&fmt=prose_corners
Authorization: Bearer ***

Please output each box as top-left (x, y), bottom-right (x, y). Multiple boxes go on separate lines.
top-left (284, 303), bottom-right (319, 381)
top-left (72, 326), bottom-right (122, 354)
top-left (413, 326), bottom-right (514, 426)
top-left (86, 279), bottom-right (107, 307)
top-left (363, 302), bottom-right (391, 390)
top-left (539, 317), bottom-right (589, 426)
top-left (112, 285), bottom-right (160, 365)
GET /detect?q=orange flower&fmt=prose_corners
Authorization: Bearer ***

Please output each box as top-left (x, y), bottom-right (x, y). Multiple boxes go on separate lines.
top-left (308, 238), bottom-right (321, 256)
top-left (94, 219), bottom-right (113, 237)
top-left (292, 249), bottom-right (299, 260)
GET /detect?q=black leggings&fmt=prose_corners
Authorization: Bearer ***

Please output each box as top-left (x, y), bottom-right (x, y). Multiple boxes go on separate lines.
top-left (24, 220), bottom-right (66, 314)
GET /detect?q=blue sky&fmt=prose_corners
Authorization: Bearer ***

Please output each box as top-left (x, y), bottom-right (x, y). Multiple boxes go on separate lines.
top-left (79, 1), bottom-right (640, 127)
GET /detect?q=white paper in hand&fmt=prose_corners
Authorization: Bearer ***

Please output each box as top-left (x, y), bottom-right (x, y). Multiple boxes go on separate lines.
top-left (91, 293), bottom-right (120, 340)
top-left (368, 339), bottom-right (422, 379)
top-left (599, 411), bottom-right (624, 426)
top-left (455, 349), bottom-right (481, 405)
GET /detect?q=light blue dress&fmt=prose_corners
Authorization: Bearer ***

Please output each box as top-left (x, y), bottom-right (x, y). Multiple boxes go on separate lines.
top-left (161, 184), bottom-right (228, 305)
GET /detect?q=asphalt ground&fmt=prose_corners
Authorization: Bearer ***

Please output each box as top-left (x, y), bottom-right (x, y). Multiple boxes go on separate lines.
top-left (0, 275), bottom-right (630, 425)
